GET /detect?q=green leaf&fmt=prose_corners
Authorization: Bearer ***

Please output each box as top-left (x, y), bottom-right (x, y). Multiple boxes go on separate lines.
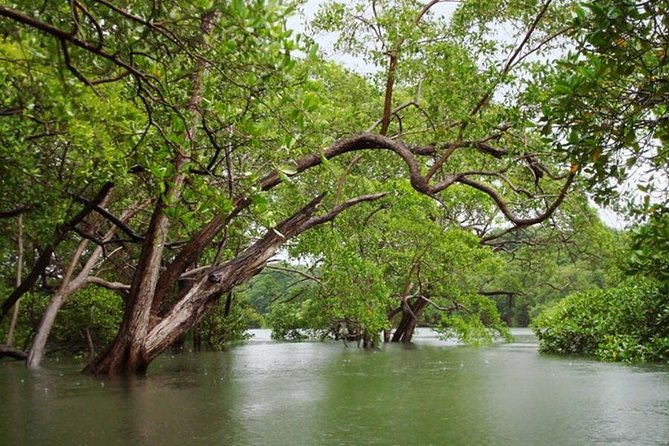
top-left (278, 164), bottom-right (297, 176)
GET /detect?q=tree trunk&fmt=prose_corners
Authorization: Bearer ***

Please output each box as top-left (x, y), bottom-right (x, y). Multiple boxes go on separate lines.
top-left (84, 194), bottom-right (326, 375)
top-left (25, 197), bottom-right (141, 367)
top-left (26, 240), bottom-right (91, 367)
top-left (390, 297), bottom-right (428, 343)
top-left (83, 326), bottom-right (96, 359)
top-left (81, 11), bottom-right (220, 376)
top-left (5, 214), bottom-right (23, 346)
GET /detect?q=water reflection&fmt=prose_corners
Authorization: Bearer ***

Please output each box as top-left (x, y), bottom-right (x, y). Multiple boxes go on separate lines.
top-left (0, 329), bottom-right (668, 445)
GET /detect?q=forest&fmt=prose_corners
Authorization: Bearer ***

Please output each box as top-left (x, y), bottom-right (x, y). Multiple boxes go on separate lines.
top-left (0, 0), bottom-right (667, 376)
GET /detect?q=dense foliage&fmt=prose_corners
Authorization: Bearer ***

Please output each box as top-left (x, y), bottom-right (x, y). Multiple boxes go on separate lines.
top-left (534, 213), bottom-right (669, 362)
top-left (531, 0), bottom-right (669, 363)
top-left (0, 287), bottom-right (122, 357)
top-left (533, 278), bottom-right (669, 362)
top-left (542, 0), bottom-right (669, 212)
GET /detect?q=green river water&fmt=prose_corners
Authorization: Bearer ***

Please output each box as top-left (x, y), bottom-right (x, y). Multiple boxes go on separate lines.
top-left (1, 328), bottom-right (668, 445)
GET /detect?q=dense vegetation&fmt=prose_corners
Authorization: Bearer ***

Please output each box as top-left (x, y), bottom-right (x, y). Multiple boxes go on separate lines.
top-left (0, 0), bottom-right (667, 373)
top-left (534, 215), bottom-right (669, 362)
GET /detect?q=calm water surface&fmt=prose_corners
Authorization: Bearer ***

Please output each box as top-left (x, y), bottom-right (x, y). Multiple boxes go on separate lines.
top-left (1, 329), bottom-right (668, 445)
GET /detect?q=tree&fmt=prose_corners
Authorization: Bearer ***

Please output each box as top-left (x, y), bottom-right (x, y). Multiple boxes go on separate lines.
top-left (1, 0), bottom-right (576, 375)
top-left (540, 0), bottom-right (669, 213)
top-left (287, 182), bottom-right (510, 346)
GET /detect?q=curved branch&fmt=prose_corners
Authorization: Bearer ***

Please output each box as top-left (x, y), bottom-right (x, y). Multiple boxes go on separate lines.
top-left (265, 264), bottom-right (322, 285)
top-left (457, 169), bottom-right (575, 236)
top-left (301, 192), bottom-right (388, 231)
top-left (259, 133), bottom-right (428, 193)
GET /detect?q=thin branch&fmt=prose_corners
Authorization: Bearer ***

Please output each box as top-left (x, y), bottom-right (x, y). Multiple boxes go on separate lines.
top-left (300, 193), bottom-right (389, 231)
top-left (469, 0), bottom-right (553, 117)
top-left (0, 6), bottom-right (154, 90)
top-left (70, 195), bottom-right (144, 242)
top-left (86, 276), bottom-right (131, 292)
top-left (407, 294), bottom-right (460, 313)
top-left (265, 264), bottom-right (322, 284)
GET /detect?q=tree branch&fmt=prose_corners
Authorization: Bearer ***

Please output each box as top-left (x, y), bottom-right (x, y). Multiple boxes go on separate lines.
top-left (300, 193), bottom-right (389, 231)
top-left (70, 194), bottom-right (144, 242)
top-left (0, 206), bottom-right (33, 219)
top-left (86, 276), bottom-right (131, 292)
top-left (469, 0), bottom-right (553, 117)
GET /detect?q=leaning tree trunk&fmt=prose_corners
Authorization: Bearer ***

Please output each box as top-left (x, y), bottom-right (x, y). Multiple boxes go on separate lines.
top-left (26, 240), bottom-right (90, 367)
top-left (5, 214), bottom-right (23, 346)
top-left (81, 11), bottom-right (220, 376)
top-left (390, 297), bottom-right (428, 343)
top-left (84, 191), bottom-right (385, 375)
top-left (84, 196), bottom-right (322, 375)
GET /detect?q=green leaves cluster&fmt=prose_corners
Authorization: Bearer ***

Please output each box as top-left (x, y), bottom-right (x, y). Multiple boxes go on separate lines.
top-left (533, 210), bottom-right (669, 363)
top-left (541, 0), bottom-right (669, 212)
top-left (626, 212), bottom-right (669, 282)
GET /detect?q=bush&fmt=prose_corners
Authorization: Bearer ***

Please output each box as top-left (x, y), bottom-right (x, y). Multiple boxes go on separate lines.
top-left (265, 298), bottom-right (321, 341)
top-left (54, 287), bottom-right (123, 356)
top-left (533, 277), bottom-right (669, 362)
top-left (199, 294), bottom-right (264, 349)
top-left (0, 290), bottom-right (50, 351)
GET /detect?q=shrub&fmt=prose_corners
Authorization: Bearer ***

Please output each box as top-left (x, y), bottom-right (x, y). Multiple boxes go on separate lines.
top-left (533, 277), bottom-right (669, 362)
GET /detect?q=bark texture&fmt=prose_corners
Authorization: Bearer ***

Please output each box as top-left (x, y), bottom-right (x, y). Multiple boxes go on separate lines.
top-left (390, 297), bottom-right (428, 343)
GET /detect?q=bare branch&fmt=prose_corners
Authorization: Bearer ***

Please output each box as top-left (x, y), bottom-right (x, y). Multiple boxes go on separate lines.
top-left (458, 168), bottom-right (575, 232)
top-left (265, 264), bottom-right (322, 284)
top-left (70, 195), bottom-right (144, 242)
top-left (301, 193), bottom-right (389, 231)
top-left (469, 0), bottom-right (553, 117)
top-left (86, 276), bottom-right (131, 292)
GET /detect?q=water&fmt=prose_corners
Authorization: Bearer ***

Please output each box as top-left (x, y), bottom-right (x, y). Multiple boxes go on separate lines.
top-left (1, 328), bottom-right (668, 445)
